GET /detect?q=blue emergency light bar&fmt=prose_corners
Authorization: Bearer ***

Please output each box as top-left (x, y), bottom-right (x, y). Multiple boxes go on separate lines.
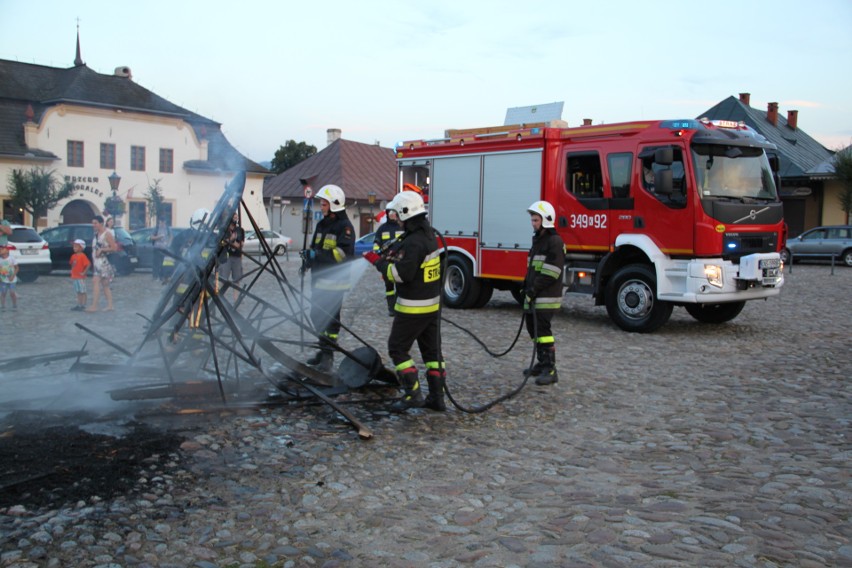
top-left (660, 119), bottom-right (702, 130)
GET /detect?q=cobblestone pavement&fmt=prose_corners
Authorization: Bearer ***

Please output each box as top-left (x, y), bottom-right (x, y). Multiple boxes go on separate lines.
top-left (1, 258), bottom-right (850, 567)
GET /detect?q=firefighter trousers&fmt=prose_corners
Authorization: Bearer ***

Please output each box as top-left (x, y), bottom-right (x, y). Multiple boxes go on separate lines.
top-left (388, 313), bottom-right (441, 369)
top-left (525, 309), bottom-right (555, 343)
top-left (310, 287), bottom-right (345, 339)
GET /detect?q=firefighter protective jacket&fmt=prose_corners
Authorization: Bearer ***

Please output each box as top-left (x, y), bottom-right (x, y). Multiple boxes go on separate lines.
top-left (524, 227), bottom-right (565, 311)
top-left (310, 211), bottom-right (355, 291)
top-left (375, 214), bottom-right (441, 316)
top-left (372, 219), bottom-right (404, 253)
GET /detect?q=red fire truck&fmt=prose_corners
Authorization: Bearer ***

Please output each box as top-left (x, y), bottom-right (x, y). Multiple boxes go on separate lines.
top-left (395, 118), bottom-right (785, 332)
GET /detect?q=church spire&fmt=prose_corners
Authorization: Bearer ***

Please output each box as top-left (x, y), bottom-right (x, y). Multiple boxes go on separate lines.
top-left (74, 19), bottom-right (84, 67)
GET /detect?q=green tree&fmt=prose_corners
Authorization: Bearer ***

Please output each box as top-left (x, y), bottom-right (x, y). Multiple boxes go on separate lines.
top-left (103, 194), bottom-right (125, 218)
top-left (832, 145), bottom-right (852, 223)
top-left (145, 178), bottom-right (166, 223)
top-left (7, 167), bottom-right (74, 228)
top-left (270, 140), bottom-right (317, 174)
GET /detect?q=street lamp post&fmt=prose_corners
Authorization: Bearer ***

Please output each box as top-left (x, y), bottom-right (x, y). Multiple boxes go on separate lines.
top-left (367, 191), bottom-right (376, 230)
top-left (108, 171), bottom-right (121, 196)
top-left (107, 171), bottom-right (122, 226)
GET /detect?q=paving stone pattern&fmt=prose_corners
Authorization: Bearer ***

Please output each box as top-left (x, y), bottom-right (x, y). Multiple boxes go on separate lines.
top-left (0, 258), bottom-right (850, 567)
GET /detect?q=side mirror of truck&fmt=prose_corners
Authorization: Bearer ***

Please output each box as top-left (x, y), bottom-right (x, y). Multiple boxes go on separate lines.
top-left (654, 147), bottom-right (673, 166)
top-left (654, 169), bottom-right (673, 195)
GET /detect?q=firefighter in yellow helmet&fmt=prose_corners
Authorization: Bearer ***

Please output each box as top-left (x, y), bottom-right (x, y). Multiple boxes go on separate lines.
top-left (300, 184), bottom-right (355, 372)
top-left (363, 190), bottom-right (445, 412)
top-left (523, 200), bottom-right (565, 385)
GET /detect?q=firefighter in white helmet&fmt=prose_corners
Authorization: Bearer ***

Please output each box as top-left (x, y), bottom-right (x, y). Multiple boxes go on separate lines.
top-left (363, 190), bottom-right (446, 412)
top-left (300, 184), bottom-right (355, 372)
top-left (523, 200), bottom-right (565, 385)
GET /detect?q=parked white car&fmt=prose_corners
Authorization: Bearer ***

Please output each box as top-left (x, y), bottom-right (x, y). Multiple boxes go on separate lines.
top-left (243, 230), bottom-right (293, 256)
top-left (5, 224), bottom-right (52, 282)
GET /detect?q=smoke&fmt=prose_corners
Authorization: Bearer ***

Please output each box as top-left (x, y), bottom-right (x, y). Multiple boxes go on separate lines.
top-left (302, 258), bottom-right (371, 334)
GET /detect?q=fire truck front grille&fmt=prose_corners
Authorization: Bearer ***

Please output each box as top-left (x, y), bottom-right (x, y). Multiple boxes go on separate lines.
top-left (723, 232), bottom-right (778, 261)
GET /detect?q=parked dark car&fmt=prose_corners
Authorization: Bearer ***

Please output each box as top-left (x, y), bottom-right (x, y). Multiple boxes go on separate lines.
top-left (781, 225), bottom-right (852, 266)
top-left (40, 224), bottom-right (137, 275)
top-left (131, 227), bottom-right (188, 269)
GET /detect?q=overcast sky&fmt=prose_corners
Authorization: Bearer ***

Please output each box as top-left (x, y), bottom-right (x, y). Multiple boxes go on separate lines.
top-left (2, 0), bottom-right (851, 164)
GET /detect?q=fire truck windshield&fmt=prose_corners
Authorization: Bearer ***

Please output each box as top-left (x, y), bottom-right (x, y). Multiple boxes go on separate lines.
top-left (691, 144), bottom-right (777, 201)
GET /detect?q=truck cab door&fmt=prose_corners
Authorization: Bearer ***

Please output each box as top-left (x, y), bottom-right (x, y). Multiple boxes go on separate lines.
top-left (627, 145), bottom-right (693, 256)
top-left (605, 152), bottom-right (637, 246)
top-left (559, 150), bottom-right (611, 255)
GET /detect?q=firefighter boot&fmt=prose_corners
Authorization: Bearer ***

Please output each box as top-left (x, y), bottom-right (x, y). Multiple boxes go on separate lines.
top-left (523, 344), bottom-right (550, 377)
top-left (306, 350), bottom-right (324, 366)
top-left (535, 345), bottom-right (559, 386)
top-left (307, 339), bottom-right (335, 373)
top-left (390, 368), bottom-right (424, 412)
top-left (423, 370), bottom-right (447, 412)
top-left (385, 294), bottom-right (396, 317)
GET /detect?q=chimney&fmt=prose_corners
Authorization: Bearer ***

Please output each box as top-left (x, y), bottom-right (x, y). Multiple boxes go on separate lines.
top-left (327, 128), bottom-right (341, 146)
top-left (739, 92), bottom-right (751, 106)
top-left (767, 102), bottom-right (779, 126)
top-left (787, 110), bottom-right (798, 130)
top-left (582, 118), bottom-right (593, 126)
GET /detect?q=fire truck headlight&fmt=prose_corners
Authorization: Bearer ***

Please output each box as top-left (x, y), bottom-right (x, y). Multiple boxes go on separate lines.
top-left (704, 264), bottom-right (724, 288)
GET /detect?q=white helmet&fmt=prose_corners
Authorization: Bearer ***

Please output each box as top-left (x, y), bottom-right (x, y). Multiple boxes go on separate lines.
top-left (190, 208), bottom-right (211, 229)
top-left (388, 191), bottom-right (426, 221)
top-left (315, 184), bottom-right (346, 212)
top-left (527, 201), bottom-right (556, 229)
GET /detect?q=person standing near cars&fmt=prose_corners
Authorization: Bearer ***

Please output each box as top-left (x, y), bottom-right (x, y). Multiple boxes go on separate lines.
top-left (151, 218), bottom-right (172, 283)
top-left (220, 216), bottom-right (245, 301)
top-left (0, 219), bottom-right (11, 246)
top-left (86, 215), bottom-right (117, 312)
top-left (0, 243), bottom-right (19, 310)
top-left (69, 239), bottom-right (91, 311)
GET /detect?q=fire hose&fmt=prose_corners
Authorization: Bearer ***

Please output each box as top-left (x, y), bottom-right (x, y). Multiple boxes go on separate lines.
top-left (431, 230), bottom-right (540, 414)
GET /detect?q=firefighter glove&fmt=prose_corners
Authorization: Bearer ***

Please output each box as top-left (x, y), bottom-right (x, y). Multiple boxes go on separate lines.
top-left (362, 251), bottom-right (381, 265)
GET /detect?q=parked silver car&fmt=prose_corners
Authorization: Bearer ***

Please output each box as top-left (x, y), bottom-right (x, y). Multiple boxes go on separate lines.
top-left (243, 230), bottom-right (292, 256)
top-left (781, 225), bottom-right (852, 266)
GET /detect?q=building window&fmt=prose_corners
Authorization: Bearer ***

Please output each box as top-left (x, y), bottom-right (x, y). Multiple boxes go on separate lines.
top-left (131, 146), bottom-right (146, 171)
top-left (159, 148), bottom-right (174, 173)
top-left (128, 201), bottom-right (147, 231)
top-left (67, 140), bottom-right (84, 167)
top-left (2, 200), bottom-right (24, 224)
top-left (159, 202), bottom-right (174, 226)
top-left (100, 143), bottom-right (116, 169)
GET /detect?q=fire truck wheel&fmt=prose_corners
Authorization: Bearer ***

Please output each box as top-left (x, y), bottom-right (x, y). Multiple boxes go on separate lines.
top-left (443, 255), bottom-right (481, 309)
top-left (684, 301), bottom-right (745, 324)
top-left (604, 264), bottom-right (673, 333)
top-left (471, 281), bottom-right (494, 308)
top-left (510, 286), bottom-right (525, 306)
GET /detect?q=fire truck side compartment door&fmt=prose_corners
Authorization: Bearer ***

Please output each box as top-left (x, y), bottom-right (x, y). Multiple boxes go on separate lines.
top-left (481, 150), bottom-right (543, 249)
top-left (431, 156), bottom-right (481, 236)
